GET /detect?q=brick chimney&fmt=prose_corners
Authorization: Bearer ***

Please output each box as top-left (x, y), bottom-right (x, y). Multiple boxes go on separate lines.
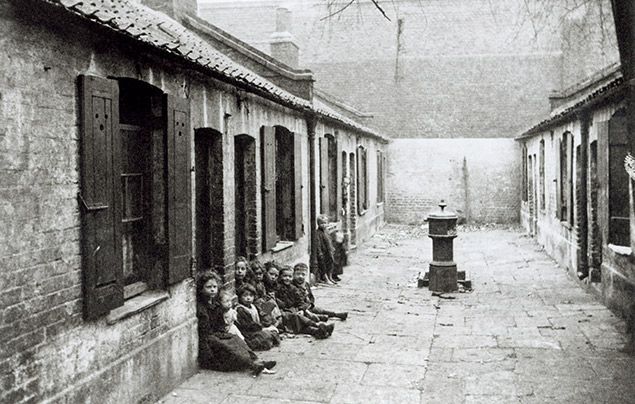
top-left (140, 0), bottom-right (197, 19)
top-left (269, 7), bottom-right (299, 68)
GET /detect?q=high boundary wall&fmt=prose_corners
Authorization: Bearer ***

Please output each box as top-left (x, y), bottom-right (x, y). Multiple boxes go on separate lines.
top-left (387, 138), bottom-right (521, 224)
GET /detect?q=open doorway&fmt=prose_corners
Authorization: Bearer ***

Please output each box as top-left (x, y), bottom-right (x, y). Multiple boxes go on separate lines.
top-left (195, 128), bottom-right (224, 273)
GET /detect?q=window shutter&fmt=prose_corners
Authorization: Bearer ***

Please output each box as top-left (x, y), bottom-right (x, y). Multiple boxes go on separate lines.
top-left (597, 121), bottom-right (609, 243)
top-left (166, 94), bottom-right (192, 284)
top-left (79, 74), bottom-right (123, 320)
top-left (608, 115), bottom-right (630, 245)
top-left (556, 139), bottom-right (562, 220)
top-left (319, 137), bottom-right (329, 216)
top-left (293, 132), bottom-right (303, 239)
top-left (261, 126), bottom-right (277, 250)
top-left (356, 147), bottom-right (362, 214)
top-left (364, 149), bottom-right (369, 210)
top-left (335, 139), bottom-right (342, 220)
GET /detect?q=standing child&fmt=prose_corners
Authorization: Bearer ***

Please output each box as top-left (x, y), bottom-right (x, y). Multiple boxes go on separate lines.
top-left (293, 263), bottom-right (348, 321)
top-left (235, 284), bottom-right (281, 351)
top-left (316, 215), bottom-right (337, 284)
top-left (332, 230), bottom-right (347, 282)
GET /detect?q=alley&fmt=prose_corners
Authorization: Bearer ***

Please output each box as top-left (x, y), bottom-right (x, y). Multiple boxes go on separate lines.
top-left (158, 225), bottom-right (635, 404)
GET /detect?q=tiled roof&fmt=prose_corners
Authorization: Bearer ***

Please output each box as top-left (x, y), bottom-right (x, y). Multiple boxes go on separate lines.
top-left (517, 76), bottom-right (625, 140)
top-left (40, 0), bottom-right (389, 140)
top-left (313, 97), bottom-right (389, 142)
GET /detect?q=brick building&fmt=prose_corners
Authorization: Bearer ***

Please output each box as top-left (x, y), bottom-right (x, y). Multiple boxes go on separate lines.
top-left (517, 62), bottom-right (634, 340)
top-left (198, 0), bottom-right (619, 224)
top-left (0, 0), bottom-right (388, 402)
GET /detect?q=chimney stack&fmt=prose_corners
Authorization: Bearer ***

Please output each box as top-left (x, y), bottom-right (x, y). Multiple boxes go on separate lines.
top-left (140, 0), bottom-right (198, 19)
top-left (269, 7), bottom-right (299, 68)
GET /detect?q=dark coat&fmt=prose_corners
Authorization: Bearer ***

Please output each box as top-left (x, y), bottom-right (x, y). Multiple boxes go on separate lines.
top-left (235, 304), bottom-right (280, 351)
top-left (196, 299), bottom-right (258, 371)
top-left (316, 228), bottom-right (335, 276)
top-left (276, 282), bottom-right (308, 312)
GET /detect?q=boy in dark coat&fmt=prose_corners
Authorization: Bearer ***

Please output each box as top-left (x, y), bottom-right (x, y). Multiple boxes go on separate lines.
top-left (276, 266), bottom-right (334, 337)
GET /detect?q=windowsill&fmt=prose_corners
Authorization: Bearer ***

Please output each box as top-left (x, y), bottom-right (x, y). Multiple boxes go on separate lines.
top-left (608, 244), bottom-right (632, 257)
top-left (107, 290), bottom-right (169, 325)
top-left (377, 202), bottom-right (384, 207)
top-left (560, 221), bottom-right (572, 230)
top-left (358, 209), bottom-right (367, 217)
top-left (271, 241), bottom-right (294, 253)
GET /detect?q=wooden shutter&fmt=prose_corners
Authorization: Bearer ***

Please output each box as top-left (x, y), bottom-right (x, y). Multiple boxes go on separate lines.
top-left (608, 115), bottom-right (630, 245)
top-left (79, 75), bottom-right (123, 320)
top-left (336, 139), bottom-right (342, 220)
top-left (293, 132), bottom-right (303, 239)
top-left (356, 147), bottom-right (363, 214)
top-left (261, 126), bottom-right (277, 250)
top-left (166, 94), bottom-right (192, 284)
top-left (320, 137), bottom-right (329, 216)
top-left (597, 121), bottom-right (609, 244)
top-left (556, 138), bottom-right (562, 220)
top-left (365, 149), bottom-right (370, 210)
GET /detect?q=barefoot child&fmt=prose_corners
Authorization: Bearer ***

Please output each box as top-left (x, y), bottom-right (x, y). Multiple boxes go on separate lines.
top-left (316, 215), bottom-right (337, 284)
top-left (235, 284), bottom-right (281, 351)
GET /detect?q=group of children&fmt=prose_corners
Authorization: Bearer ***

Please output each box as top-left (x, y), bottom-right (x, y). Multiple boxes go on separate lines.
top-left (196, 215), bottom-right (349, 375)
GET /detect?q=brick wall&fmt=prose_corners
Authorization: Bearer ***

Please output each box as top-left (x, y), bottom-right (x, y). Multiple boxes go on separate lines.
top-left (387, 138), bottom-right (521, 224)
top-left (199, 0), bottom-right (567, 139)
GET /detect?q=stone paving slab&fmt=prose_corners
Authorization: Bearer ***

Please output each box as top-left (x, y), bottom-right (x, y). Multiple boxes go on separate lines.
top-left (158, 226), bottom-right (635, 404)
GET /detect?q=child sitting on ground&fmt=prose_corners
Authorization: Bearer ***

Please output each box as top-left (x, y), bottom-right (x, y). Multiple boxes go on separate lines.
top-left (234, 256), bottom-right (252, 290)
top-left (293, 263), bottom-right (348, 321)
top-left (276, 265), bottom-right (334, 338)
top-left (249, 260), bottom-right (268, 302)
top-left (218, 289), bottom-right (244, 340)
top-left (235, 284), bottom-right (281, 351)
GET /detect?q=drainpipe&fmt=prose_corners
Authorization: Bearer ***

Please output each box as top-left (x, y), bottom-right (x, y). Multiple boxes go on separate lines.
top-left (305, 112), bottom-right (318, 275)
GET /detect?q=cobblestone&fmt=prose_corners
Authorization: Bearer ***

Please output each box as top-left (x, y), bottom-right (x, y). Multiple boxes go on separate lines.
top-left (158, 225), bottom-right (635, 403)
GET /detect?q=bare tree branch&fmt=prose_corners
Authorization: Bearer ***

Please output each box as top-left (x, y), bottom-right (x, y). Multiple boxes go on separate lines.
top-left (320, 0), bottom-right (356, 21)
top-left (370, 0), bottom-right (392, 21)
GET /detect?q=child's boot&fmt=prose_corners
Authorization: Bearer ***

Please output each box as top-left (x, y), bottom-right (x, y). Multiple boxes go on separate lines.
top-left (308, 325), bottom-right (328, 339)
top-left (336, 312), bottom-right (348, 321)
top-left (318, 322), bottom-right (335, 336)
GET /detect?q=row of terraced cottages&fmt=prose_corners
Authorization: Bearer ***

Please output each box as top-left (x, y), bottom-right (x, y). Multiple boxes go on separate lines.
top-left (518, 64), bottom-right (634, 329)
top-left (0, 0), bottom-right (388, 402)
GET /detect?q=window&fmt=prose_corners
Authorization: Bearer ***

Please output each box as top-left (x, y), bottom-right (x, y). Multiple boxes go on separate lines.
top-left (608, 109), bottom-right (629, 246)
top-left (357, 146), bottom-right (369, 213)
top-left (320, 134), bottom-right (339, 221)
top-left (79, 75), bottom-right (191, 320)
top-left (377, 150), bottom-right (385, 203)
top-left (261, 126), bottom-right (303, 251)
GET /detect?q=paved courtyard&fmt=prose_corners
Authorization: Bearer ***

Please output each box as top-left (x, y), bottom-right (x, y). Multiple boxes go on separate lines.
top-left (158, 225), bottom-right (635, 404)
